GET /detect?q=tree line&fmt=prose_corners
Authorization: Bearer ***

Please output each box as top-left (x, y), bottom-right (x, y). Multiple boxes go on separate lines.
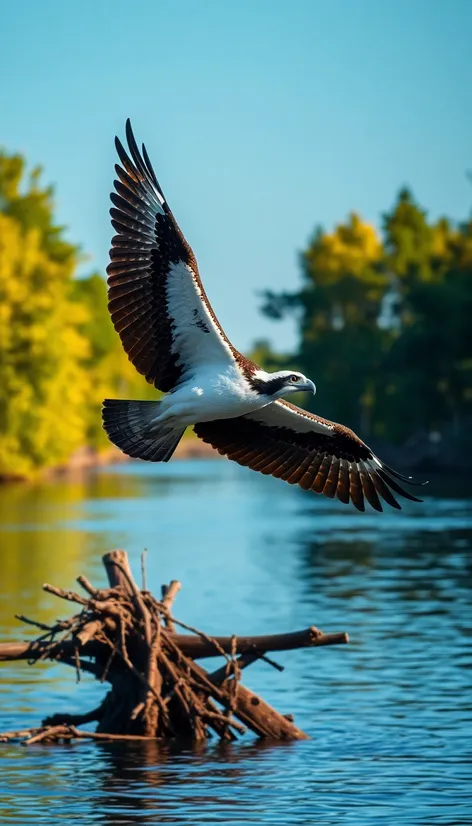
top-left (261, 188), bottom-right (472, 446)
top-left (1, 148), bottom-right (471, 478)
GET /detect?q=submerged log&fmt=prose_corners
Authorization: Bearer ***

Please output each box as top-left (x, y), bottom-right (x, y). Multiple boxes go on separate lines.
top-left (0, 549), bottom-right (349, 744)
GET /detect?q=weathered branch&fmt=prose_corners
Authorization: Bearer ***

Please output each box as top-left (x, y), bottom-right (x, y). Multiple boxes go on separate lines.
top-left (166, 627), bottom-right (349, 658)
top-left (102, 549), bottom-right (135, 593)
top-left (0, 725), bottom-right (159, 744)
top-left (161, 580), bottom-right (181, 631)
top-left (0, 626), bottom-right (347, 666)
top-left (42, 583), bottom-right (88, 606)
top-left (0, 640), bottom-right (103, 662)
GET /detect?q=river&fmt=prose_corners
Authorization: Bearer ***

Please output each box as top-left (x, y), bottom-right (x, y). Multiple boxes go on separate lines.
top-left (0, 459), bottom-right (471, 824)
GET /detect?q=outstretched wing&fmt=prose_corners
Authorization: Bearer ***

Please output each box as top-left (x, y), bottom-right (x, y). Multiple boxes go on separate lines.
top-left (107, 120), bottom-right (239, 392)
top-left (194, 399), bottom-right (422, 512)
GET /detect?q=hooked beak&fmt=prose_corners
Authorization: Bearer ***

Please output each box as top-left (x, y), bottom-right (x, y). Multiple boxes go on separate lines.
top-left (302, 380), bottom-right (316, 395)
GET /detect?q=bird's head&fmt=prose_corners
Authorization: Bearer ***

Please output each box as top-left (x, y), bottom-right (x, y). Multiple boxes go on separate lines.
top-left (249, 370), bottom-right (316, 399)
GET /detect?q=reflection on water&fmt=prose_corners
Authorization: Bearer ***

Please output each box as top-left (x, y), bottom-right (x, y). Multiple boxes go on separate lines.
top-left (0, 460), bottom-right (471, 825)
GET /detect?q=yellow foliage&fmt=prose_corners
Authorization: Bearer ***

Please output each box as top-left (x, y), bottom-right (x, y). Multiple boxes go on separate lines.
top-left (431, 218), bottom-right (454, 260)
top-left (0, 211), bottom-right (92, 476)
top-left (305, 213), bottom-right (382, 286)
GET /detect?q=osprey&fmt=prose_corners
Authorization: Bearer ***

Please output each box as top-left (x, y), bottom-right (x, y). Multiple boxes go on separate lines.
top-left (102, 120), bottom-right (423, 512)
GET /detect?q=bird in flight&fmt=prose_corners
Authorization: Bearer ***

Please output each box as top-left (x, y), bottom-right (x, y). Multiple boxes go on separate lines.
top-left (102, 120), bottom-right (423, 512)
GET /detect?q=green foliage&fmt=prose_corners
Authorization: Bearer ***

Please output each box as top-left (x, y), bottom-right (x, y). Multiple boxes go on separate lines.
top-left (262, 191), bottom-right (472, 443)
top-left (0, 150), bottom-right (155, 478)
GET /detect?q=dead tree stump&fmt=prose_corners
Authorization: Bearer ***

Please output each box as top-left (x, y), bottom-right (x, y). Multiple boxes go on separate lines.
top-left (0, 549), bottom-right (349, 744)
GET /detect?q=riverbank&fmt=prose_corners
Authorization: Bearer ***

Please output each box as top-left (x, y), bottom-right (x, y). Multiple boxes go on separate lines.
top-left (2, 423), bottom-right (470, 484)
top-left (43, 438), bottom-right (218, 479)
top-left (0, 436), bottom-right (217, 484)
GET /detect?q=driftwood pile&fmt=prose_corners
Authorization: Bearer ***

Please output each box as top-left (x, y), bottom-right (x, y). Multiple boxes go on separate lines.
top-left (0, 550), bottom-right (348, 744)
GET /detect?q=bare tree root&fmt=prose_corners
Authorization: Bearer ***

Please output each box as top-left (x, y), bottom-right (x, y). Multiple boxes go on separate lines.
top-left (0, 549), bottom-right (349, 744)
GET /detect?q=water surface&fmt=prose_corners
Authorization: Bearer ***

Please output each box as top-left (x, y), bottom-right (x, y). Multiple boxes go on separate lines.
top-left (0, 460), bottom-right (471, 824)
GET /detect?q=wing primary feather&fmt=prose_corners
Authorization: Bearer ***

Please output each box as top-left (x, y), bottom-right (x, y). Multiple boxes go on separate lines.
top-left (380, 461), bottom-right (428, 487)
top-left (323, 457), bottom-right (340, 498)
top-left (359, 461), bottom-right (383, 512)
top-left (377, 469), bottom-right (423, 503)
top-left (311, 455), bottom-right (332, 493)
top-left (115, 137), bottom-right (140, 183)
top-left (368, 467), bottom-right (401, 510)
top-left (141, 142), bottom-right (167, 202)
top-left (299, 453), bottom-right (324, 491)
top-left (349, 464), bottom-right (365, 511)
top-left (125, 120), bottom-right (150, 182)
top-left (336, 459), bottom-right (351, 504)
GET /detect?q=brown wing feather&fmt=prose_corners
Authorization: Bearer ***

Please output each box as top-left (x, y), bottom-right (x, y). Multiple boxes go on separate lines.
top-left (194, 403), bottom-right (423, 512)
top-left (323, 457), bottom-right (340, 498)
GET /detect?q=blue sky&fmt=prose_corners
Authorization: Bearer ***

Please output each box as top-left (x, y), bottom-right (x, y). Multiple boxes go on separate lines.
top-left (1, 0), bottom-right (471, 352)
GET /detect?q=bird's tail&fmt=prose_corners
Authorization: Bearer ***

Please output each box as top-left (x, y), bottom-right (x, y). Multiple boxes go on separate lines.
top-left (102, 399), bottom-right (185, 462)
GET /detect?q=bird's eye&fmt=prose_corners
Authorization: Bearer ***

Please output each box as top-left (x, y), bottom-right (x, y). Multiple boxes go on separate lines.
top-left (289, 375), bottom-right (299, 383)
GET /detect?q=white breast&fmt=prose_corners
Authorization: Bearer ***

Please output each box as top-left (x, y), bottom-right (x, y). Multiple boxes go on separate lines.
top-left (163, 364), bottom-right (268, 425)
